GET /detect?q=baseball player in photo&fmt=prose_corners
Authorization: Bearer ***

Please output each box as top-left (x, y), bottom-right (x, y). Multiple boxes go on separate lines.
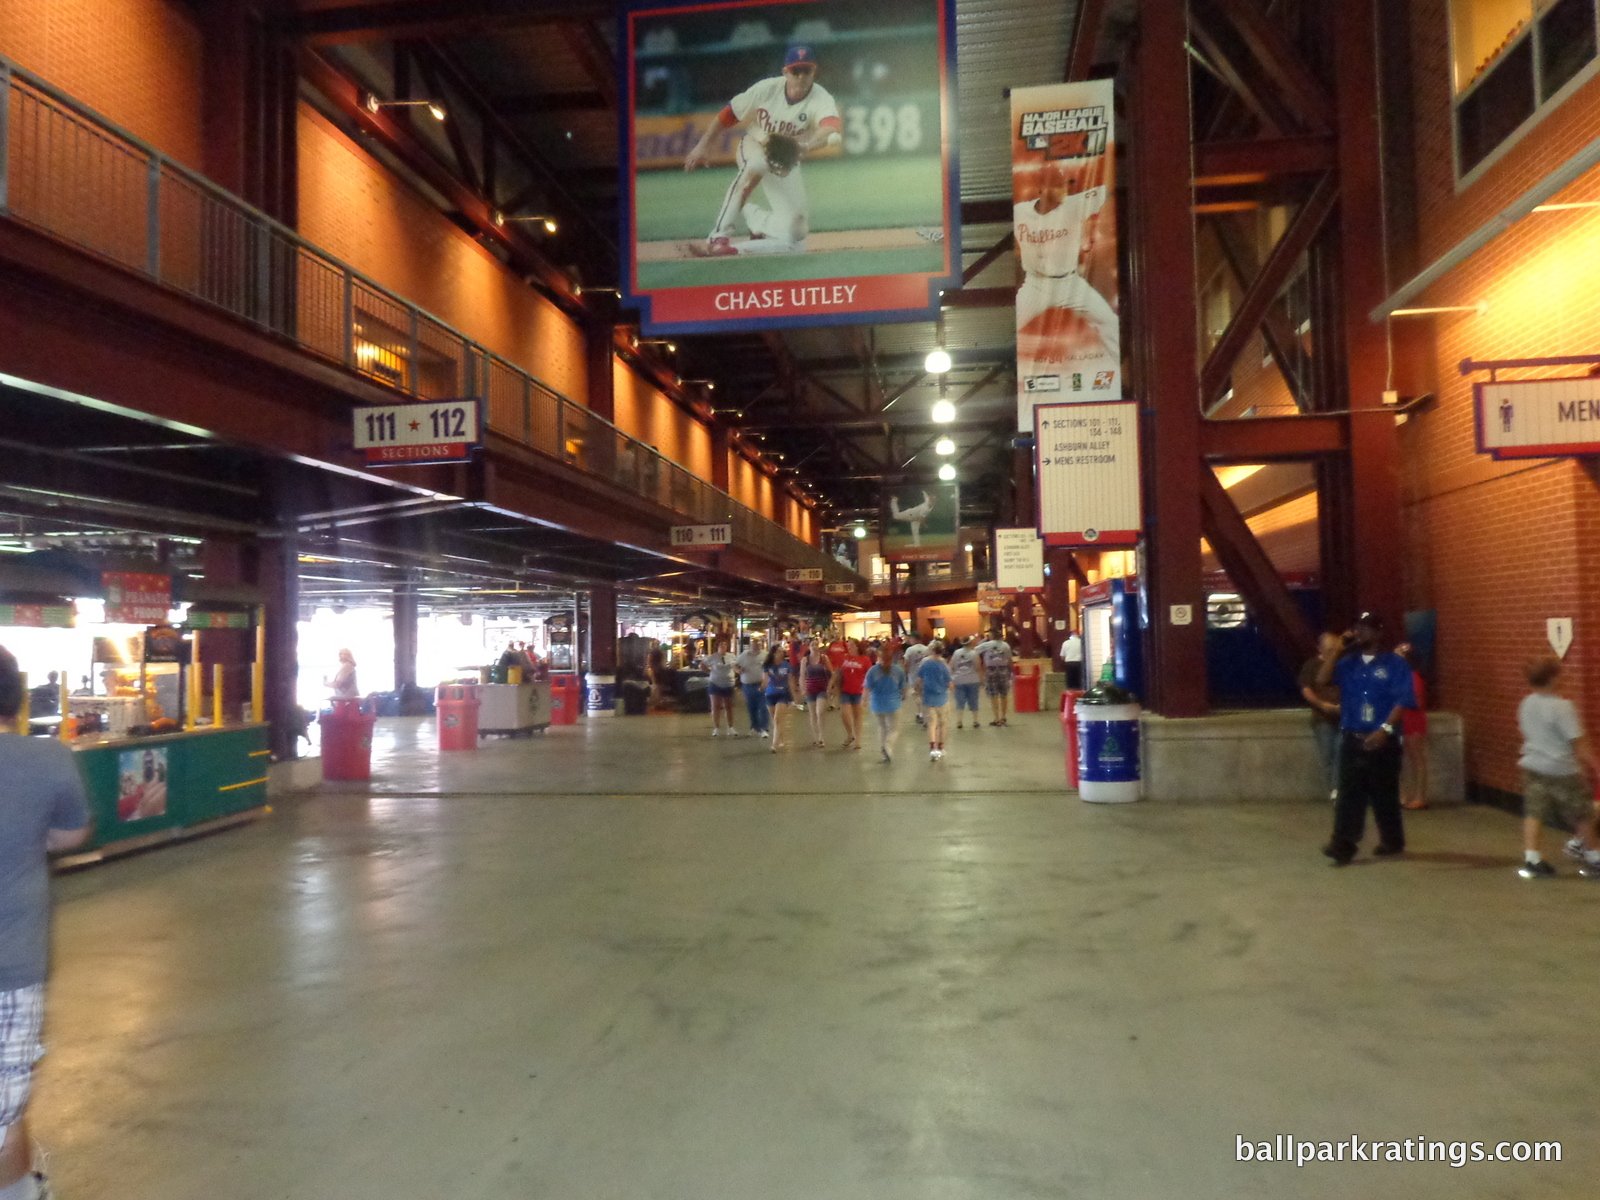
top-left (682, 44), bottom-right (843, 257)
top-left (1014, 156), bottom-right (1120, 389)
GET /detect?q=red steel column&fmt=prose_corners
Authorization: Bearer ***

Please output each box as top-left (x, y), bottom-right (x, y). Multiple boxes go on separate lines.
top-left (1335, 0), bottom-right (1402, 631)
top-left (1131, 0), bottom-right (1207, 716)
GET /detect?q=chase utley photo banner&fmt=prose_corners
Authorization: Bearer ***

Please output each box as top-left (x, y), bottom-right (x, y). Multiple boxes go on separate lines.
top-left (1010, 80), bottom-right (1121, 431)
top-left (622, 0), bottom-right (961, 334)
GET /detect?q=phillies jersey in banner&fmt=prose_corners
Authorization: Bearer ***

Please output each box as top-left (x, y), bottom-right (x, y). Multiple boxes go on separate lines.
top-left (727, 76), bottom-right (840, 147)
top-left (1015, 187), bottom-right (1106, 275)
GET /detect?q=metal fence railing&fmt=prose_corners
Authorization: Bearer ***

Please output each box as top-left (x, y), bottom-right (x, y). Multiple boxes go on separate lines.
top-left (0, 57), bottom-right (863, 591)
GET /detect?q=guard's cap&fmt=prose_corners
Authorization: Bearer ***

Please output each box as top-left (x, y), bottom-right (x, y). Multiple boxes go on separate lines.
top-left (784, 44), bottom-right (818, 71)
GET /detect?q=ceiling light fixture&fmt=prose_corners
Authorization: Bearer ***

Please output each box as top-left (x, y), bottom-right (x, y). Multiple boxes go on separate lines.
top-left (937, 463), bottom-right (957, 481)
top-left (1389, 302), bottom-right (1487, 317)
top-left (363, 93), bottom-right (446, 121)
top-left (853, 526), bottom-right (867, 538)
top-left (925, 348), bottom-right (952, 374)
top-left (931, 399), bottom-right (956, 423)
top-left (935, 437), bottom-right (955, 455)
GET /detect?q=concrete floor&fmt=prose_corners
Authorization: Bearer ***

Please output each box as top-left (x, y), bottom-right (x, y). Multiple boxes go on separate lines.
top-left (36, 711), bottom-right (1599, 1198)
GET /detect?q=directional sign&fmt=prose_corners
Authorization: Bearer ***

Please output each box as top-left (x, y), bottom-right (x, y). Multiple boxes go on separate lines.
top-left (825, 582), bottom-right (857, 595)
top-left (1035, 400), bottom-right (1141, 547)
top-left (1476, 377), bottom-right (1600, 459)
top-left (786, 568), bottom-right (824, 583)
top-left (354, 400), bottom-right (481, 466)
top-left (994, 527), bottom-right (1045, 592)
top-left (670, 524), bottom-right (732, 548)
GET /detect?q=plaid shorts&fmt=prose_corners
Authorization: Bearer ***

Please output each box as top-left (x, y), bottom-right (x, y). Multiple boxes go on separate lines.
top-left (0, 985), bottom-right (44, 1130)
top-left (984, 666), bottom-right (1012, 697)
top-left (1522, 770), bottom-right (1594, 828)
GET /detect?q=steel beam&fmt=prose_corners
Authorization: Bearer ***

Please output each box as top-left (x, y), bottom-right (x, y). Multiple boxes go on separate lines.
top-left (1065, 0), bottom-right (1111, 81)
top-left (1200, 414), bottom-right (1347, 461)
top-left (1333, 0), bottom-right (1402, 632)
top-left (1193, 135), bottom-right (1337, 183)
top-left (1198, 468), bottom-right (1316, 674)
top-left (1210, 0), bottom-right (1335, 132)
top-left (1132, 0), bottom-right (1207, 717)
top-left (1198, 173), bottom-right (1337, 409)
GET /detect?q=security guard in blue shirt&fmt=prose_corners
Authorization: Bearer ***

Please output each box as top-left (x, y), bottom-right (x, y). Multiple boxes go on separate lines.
top-left (1315, 612), bottom-right (1418, 865)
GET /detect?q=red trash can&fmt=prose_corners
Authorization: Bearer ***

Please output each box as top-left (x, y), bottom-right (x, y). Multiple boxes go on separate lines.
top-left (1061, 691), bottom-right (1086, 789)
top-left (549, 683), bottom-right (580, 725)
top-left (1013, 666), bottom-right (1041, 713)
top-left (436, 683), bottom-right (480, 751)
top-left (321, 697), bottom-right (377, 781)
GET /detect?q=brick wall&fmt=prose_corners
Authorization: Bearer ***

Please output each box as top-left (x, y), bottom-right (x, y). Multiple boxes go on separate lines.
top-left (1400, 0), bottom-right (1600, 793)
top-left (611, 363), bottom-right (713, 481)
top-left (0, 0), bottom-right (204, 168)
top-left (297, 106), bottom-right (586, 401)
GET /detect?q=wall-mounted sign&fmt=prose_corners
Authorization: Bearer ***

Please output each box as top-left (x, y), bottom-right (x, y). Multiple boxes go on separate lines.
top-left (102, 572), bottom-right (171, 624)
top-left (621, 0), bottom-right (961, 333)
top-left (994, 527), bottom-right (1045, 592)
top-left (1011, 78), bottom-right (1121, 431)
top-left (670, 523), bottom-right (732, 547)
top-left (825, 582), bottom-right (856, 594)
top-left (1476, 377), bottom-right (1600, 459)
top-left (353, 400), bottom-right (481, 466)
top-left (786, 568), bottom-right (824, 583)
top-left (0, 605), bottom-right (73, 628)
top-left (184, 611), bottom-right (252, 630)
top-left (143, 625), bottom-right (191, 665)
top-left (976, 581), bottom-right (1005, 614)
top-left (1035, 400), bottom-right (1141, 547)
top-left (1548, 617), bottom-right (1574, 658)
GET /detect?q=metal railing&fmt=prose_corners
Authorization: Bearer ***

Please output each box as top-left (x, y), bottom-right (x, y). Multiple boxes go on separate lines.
top-left (0, 57), bottom-right (862, 589)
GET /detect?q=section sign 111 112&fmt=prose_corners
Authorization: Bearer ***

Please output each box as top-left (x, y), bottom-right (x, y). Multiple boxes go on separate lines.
top-left (353, 400), bottom-right (482, 466)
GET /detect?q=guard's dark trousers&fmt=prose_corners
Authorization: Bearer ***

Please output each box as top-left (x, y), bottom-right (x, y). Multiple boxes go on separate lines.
top-left (1328, 734), bottom-right (1404, 860)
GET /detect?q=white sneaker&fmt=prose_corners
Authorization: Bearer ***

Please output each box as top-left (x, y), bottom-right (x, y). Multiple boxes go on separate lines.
top-left (1565, 837), bottom-right (1586, 861)
top-left (711, 728), bottom-right (719, 737)
top-left (728, 730), bottom-right (741, 738)
top-left (930, 748), bottom-right (938, 760)
top-left (760, 729), bottom-right (770, 738)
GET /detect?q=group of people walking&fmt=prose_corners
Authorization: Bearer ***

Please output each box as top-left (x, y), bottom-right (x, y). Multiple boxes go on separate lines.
top-left (700, 631), bottom-right (1021, 762)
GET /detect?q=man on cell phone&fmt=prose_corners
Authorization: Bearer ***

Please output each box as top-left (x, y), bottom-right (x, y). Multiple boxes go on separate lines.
top-left (1316, 613), bottom-right (1417, 866)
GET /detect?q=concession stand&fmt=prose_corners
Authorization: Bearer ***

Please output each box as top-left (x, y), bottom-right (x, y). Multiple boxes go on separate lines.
top-left (0, 555), bottom-right (271, 861)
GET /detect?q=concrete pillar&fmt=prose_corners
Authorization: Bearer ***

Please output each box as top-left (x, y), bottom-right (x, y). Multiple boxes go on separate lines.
top-left (588, 585), bottom-right (618, 674)
top-left (259, 530), bottom-right (300, 760)
top-left (393, 581), bottom-right (421, 711)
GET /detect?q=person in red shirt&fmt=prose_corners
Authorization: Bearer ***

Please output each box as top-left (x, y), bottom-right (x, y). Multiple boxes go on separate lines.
top-left (836, 638), bottom-right (873, 750)
top-left (1397, 642), bottom-right (1430, 809)
top-left (825, 638), bottom-right (849, 712)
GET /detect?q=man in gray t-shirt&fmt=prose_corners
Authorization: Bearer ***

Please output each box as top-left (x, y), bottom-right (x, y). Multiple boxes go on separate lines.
top-left (1516, 654), bottom-right (1600, 879)
top-left (0, 649), bottom-right (91, 1198)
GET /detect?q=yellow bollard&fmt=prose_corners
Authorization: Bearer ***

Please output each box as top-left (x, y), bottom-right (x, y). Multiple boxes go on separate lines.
top-left (16, 672), bottom-right (27, 735)
top-left (185, 663), bottom-right (199, 731)
top-left (58, 671), bottom-right (71, 742)
top-left (251, 663), bottom-right (263, 725)
top-left (213, 663), bottom-right (225, 727)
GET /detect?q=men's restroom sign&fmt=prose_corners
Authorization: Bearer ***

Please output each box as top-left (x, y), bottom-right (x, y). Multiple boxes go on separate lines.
top-left (1548, 617), bottom-right (1574, 659)
top-left (1476, 378), bottom-right (1600, 459)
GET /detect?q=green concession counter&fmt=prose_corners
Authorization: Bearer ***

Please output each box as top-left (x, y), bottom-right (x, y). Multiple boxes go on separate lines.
top-left (68, 724), bottom-right (271, 856)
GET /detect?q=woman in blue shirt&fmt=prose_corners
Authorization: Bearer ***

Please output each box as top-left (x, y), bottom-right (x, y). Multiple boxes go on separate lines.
top-left (916, 644), bottom-right (954, 760)
top-left (863, 644), bottom-right (908, 762)
top-left (762, 647), bottom-right (799, 751)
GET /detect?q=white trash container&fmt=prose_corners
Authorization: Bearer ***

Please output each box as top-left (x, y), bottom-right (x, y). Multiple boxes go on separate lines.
top-left (1077, 686), bottom-right (1142, 803)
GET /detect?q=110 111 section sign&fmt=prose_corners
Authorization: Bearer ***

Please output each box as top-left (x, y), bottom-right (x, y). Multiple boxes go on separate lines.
top-left (354, 400), bottom-right (482, 466)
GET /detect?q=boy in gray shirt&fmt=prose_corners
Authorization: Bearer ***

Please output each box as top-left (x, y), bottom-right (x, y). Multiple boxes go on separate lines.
top-left (1516, 654), bottom-right (1600, 879)
top-left (0, 649), bottom-right (91, 1199)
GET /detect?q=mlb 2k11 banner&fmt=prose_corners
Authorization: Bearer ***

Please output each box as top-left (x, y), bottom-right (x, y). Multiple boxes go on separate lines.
top-left (1011, 80), bottom-right (1121, 432)
top-left (621, 0), bottom-right (961, 333)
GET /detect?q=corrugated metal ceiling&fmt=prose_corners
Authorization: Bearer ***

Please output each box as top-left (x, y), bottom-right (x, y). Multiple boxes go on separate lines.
top-left (955, 0), bottom-right (1077, 203)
